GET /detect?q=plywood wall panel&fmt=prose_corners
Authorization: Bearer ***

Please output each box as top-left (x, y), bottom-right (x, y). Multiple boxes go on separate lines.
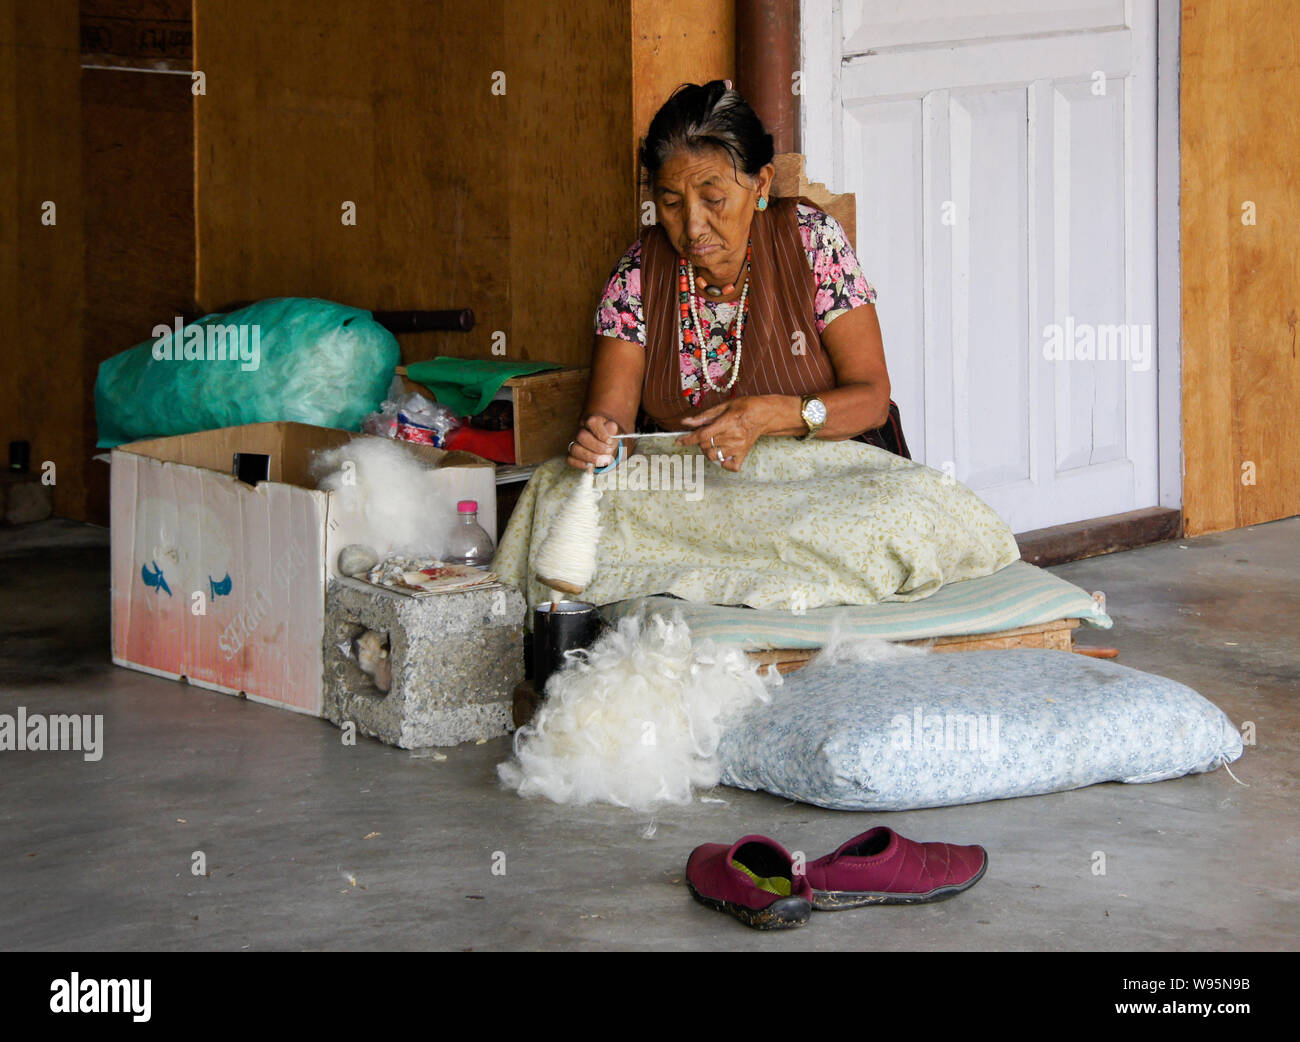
top-left (195, 2), bottom-right (510, 359)
top-left (80, 66), bottom-right (194, 524)
top-left (506, 1), bottom-right (634, 368)
top-left (631, 0), bottom-right (735, 161)
top-left (195, 1), bottom-right (634, 372)
top-left (0, 0), bottom-right (86, 519)
top-left (1181, 0), bottom-right (1300, 535)
top-left (631, 0), bottom-right (734, 236)
top-left (1179, 0), bottom-right (1234, 536)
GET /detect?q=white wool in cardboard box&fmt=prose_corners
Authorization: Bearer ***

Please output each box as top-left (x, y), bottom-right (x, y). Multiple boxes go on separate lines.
top-left (311, 436), bottom-right (457, 559)
top-left (109, 422), bottom-right (496, 717)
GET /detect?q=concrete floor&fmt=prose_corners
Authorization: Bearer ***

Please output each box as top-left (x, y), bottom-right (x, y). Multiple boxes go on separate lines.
top-left (0, 517), bottom-right (1296, 951)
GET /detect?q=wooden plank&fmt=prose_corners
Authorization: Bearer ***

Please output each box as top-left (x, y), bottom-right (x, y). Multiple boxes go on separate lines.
top-left (630, 0), bottom-right (734, 234)
top-left (194, 1), bottom-right (511, 362)
top-left (747, 648), bottom-right (816, 675)
top-left (921, 618), bottom-right (1077, 652)
top-left (505, 1), bottom-right (634, 368)
top-left (1179, 0), bottom-right (1235, 536)
top-left (1180, 0), bottom-right (1300, 535)
top-left (1016, 506), bottom-right (1182, 566)
top-left (1225, 4), bottom-right (1300, 530)
top-left (80, 65), bottom-right (194, 524)
top-left (196, 1), bottom-right (633, 373)
top-left (746, 619), bottom-right (1080, 674)
top-left (515, 617), bottom-right (1085, 724)
top-left (501, 368), bottom-right (591, 391)
top-left (0, 0), bottom-right (86, 520)
top-left (772, 152), bottom-right (857, 249)
top-left (0, 6), bottom-right (19, 490)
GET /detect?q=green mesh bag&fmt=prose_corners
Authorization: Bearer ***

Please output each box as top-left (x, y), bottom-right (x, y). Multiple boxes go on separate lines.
top-left (95, 297), bottom-right (400, 447)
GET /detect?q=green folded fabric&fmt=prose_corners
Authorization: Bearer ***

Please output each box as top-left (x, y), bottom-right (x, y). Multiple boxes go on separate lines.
top-left (405, 357), bottom-right (562, 416)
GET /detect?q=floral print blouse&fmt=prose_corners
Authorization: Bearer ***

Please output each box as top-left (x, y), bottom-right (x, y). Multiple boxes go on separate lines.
top-left (593, 204), bottom-right (877, 406)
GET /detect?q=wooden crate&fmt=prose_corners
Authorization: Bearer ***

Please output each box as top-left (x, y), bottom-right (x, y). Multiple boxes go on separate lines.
top-left (397, 366), bottom-right (590, 466)
top-left (503, 369), bottom-right (590, 465)
top-left (746, 619), bottom-right (1080, 675)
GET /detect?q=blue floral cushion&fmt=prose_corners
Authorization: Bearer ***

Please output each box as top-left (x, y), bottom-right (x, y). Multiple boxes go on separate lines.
top-left (718, 649), bottom-right (1244, 811)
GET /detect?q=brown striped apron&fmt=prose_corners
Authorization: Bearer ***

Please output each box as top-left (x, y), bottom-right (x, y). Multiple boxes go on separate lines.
top-left (637, 195), bottom-right (910, 458)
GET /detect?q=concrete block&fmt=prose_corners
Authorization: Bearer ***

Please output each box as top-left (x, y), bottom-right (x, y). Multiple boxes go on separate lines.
top-left (323, 577), bottom-right (526, 748)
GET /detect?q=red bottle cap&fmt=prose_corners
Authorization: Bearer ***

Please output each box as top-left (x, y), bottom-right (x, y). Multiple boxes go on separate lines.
top-left (457, 500), bottom-right (478, 513)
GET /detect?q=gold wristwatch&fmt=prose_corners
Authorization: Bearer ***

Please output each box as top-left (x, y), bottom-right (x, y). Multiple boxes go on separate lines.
top-left (799, 395), bottom-right (828, 440)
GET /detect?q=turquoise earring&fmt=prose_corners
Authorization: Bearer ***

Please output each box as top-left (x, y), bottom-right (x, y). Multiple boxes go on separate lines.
top-left (757, 197), bottom-right (768, 211)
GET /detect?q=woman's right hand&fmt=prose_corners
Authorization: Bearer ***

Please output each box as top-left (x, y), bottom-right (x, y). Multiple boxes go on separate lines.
top-left (566, 415), bottom-right (622, 470)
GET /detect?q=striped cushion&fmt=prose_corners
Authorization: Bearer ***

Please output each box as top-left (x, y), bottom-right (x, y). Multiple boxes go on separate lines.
top-left (599, 561), bottom-right (1111, 650)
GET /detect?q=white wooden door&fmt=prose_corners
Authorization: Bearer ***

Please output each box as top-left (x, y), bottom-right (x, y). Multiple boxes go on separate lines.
top-left (802, 0), bottom-right (1163, 533)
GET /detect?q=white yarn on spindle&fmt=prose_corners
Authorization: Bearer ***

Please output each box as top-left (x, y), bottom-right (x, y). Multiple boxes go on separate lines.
top-left (534, 467), bottom-right (602, 597)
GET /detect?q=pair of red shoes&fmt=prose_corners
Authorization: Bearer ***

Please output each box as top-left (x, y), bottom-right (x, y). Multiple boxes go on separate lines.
top-left (686, 827), bottom-right (988, 930)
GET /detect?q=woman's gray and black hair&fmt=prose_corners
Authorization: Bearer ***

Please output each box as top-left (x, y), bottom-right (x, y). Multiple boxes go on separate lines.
top-left (640, 80), bottom-right (775, 187)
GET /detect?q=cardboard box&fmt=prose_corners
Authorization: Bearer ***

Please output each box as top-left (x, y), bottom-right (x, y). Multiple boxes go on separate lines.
top-left (109, 422), bottom-right (496, 716)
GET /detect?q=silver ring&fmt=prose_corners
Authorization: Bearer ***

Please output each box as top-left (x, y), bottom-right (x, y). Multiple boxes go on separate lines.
top-left (567, 440), bottom-right (576, 454)
top-left (716, 449), bottom-right (724, 462)
top-left (710, 436), bottom-right (716, 447)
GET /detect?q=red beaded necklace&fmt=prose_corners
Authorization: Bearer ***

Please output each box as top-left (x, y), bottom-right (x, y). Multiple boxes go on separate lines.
top-left (675, 242), bottom-right (753, 396)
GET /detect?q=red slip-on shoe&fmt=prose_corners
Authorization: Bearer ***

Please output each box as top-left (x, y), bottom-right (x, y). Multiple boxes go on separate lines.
top-left (804, 827), bottom-right (988, 910)
top-left (686, 835), bottom-right (814, 930)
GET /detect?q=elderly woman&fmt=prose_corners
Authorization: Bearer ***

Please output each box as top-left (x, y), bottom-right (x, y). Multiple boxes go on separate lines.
top-left (570, 80), bottom-right (908, 474)
top-left (494, 83), bottom-right (1017, 611)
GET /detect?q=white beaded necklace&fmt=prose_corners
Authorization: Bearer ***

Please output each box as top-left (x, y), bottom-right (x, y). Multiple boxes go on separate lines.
top-left (683, 253), bottom-right (750, 394)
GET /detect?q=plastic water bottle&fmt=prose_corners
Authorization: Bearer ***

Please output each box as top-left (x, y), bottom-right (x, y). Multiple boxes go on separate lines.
top-left (443, 500), bottom-right (495, 569)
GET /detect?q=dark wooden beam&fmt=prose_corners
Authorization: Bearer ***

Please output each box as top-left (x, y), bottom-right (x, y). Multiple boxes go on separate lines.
top-left (1016, 507), bottom-right (1183, 567)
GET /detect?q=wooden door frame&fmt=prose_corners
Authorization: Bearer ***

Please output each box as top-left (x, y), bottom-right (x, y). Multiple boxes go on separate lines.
top-left (1153, 0), bottom-right (1181, 515)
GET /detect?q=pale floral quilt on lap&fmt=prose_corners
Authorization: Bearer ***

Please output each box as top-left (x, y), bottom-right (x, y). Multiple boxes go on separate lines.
top-left (492, 438), bottom-right (1021, 611)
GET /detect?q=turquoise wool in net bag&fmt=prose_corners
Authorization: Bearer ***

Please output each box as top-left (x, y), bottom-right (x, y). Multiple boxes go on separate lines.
top-left (94, 297), bottom-right (400, 447)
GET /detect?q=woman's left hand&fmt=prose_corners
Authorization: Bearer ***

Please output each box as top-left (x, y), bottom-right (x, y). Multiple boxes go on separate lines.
top-left (674, 397), bottom-right (775, 472)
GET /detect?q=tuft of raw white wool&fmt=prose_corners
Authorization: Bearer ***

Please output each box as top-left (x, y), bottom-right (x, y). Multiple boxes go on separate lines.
top-left (498, 612), bottom-right (778, 811)
top-left (802, 620), bottom-right (932, 670)
top-left (534, 468), bottom-right (602, 597)
top-left (311, 438), bottom-right (453, 558)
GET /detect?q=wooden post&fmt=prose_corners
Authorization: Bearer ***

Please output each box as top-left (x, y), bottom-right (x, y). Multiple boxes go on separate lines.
top-left (735, 0), bottom-right (800, 152)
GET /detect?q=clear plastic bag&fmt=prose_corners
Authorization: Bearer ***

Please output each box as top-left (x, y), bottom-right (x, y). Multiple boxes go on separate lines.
top-left (395, 391), bottom-right (460, 447)
top-left (361, 375), bottom-right (406, 438)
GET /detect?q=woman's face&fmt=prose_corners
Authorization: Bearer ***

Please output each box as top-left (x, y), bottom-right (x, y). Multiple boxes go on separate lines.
top-left (653, 147), bottom-right (774, 283)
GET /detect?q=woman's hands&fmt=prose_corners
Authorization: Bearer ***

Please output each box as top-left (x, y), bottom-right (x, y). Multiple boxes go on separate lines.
top-left (568, 397), bottom-right (778, 474)
top-left (674, 396), bottom-right (791, 473)
top-left (670, 302), bottom-right (896, 471)
top-left (569, 336), bottom-right (643, 470)
top-left (566, 414), bottom-right (623, 470)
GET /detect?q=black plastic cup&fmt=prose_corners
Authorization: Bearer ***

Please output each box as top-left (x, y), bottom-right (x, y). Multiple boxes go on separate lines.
top-left (532, 601), bottom-right (602, 695)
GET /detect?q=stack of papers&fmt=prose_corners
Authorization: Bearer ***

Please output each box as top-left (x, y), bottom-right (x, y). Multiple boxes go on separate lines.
top-left (362, 556), bottom-right (500, 597)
